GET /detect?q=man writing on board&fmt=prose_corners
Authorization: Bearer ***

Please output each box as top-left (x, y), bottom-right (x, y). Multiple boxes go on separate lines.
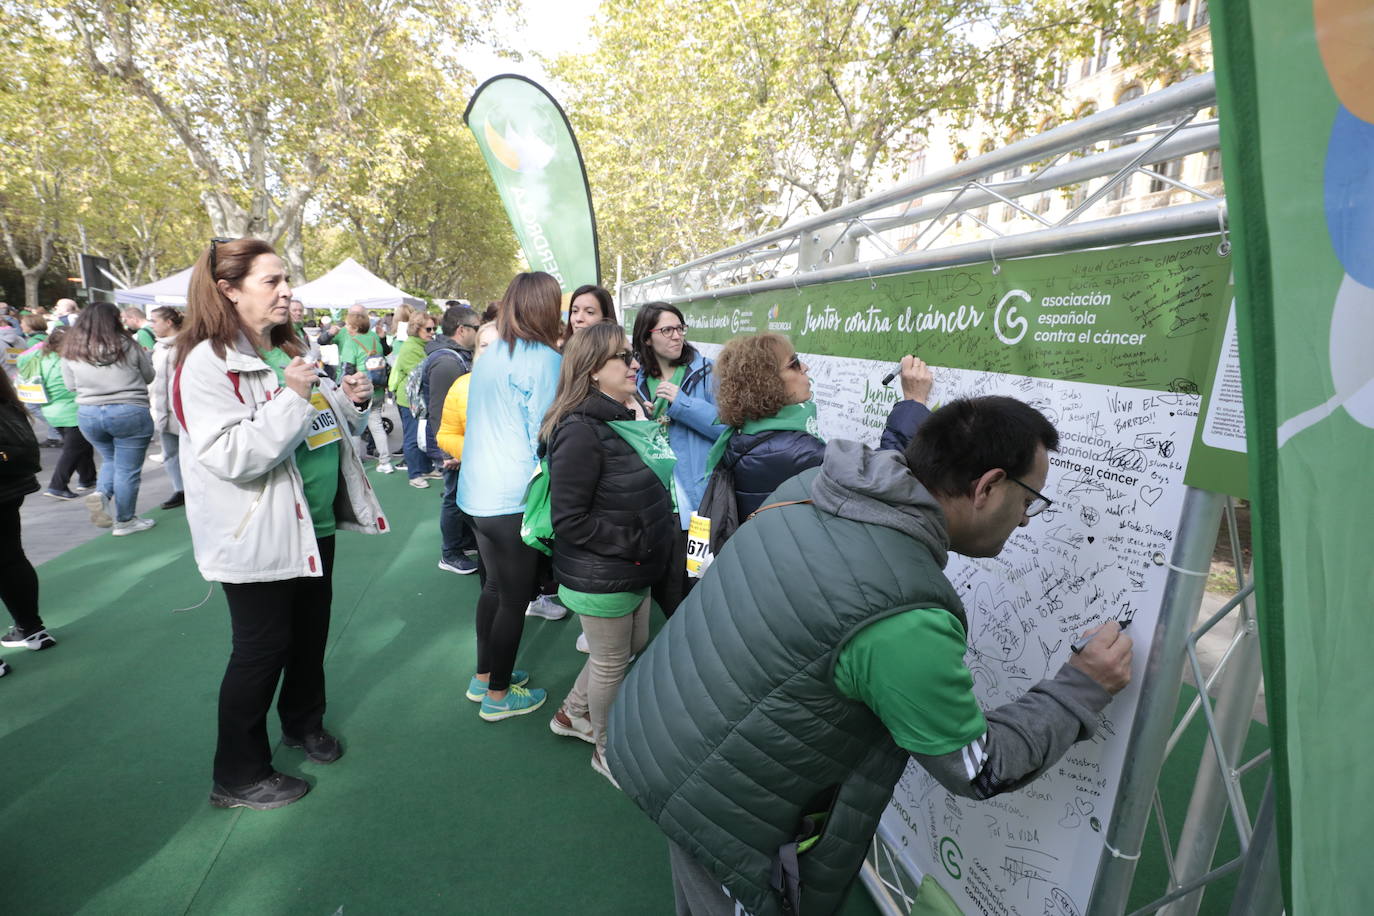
top-left (608, 395), bottom-right (1133, 916)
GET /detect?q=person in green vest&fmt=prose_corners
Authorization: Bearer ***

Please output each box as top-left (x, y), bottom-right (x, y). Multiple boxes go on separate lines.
top-left (16, 313), bottom-right (59, 445)
top-left (387, 311), bottom-right (436, 486)
top-left (16, 325), bottom-right (95, 499)
top-left (333, 305), bottom-right (393, 471)
top-left (122, 306), bottom-right (157, 350)
top-left (608, 396), bottom-right (1134, 916)
top-left (541, 323), bottom-right (677, 784)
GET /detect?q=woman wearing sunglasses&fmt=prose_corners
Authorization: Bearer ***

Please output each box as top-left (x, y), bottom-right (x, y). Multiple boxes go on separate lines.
top-left (388, 313), bottom-right (438, 487)
top-left (541, 322), bottom-right (676, 783)
top-left (710, 334), bottom-right (935, 519)
top-left (630, 302), bottom-right (725, 617)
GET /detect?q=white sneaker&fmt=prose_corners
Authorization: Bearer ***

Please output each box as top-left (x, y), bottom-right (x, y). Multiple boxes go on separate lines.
top-left (112, 516), bottom-right (156, 536)
top-left (407, 477), bottom-right (429, 489)
top-left (575, 631), bottom-right (590, 654)
top-left (591, 747), bottom-right (621, 790)
top-left (525, 594), bottom-right (567, 620)
top-left (549, 706), bottom-right (594, 744)
top-left (376, 460), bottom-right (396, 474)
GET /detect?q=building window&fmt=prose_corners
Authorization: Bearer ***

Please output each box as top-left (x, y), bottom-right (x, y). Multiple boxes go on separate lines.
top-left (911, 147), bottom-right (927, 179)
top-left (1081, 56), bottom-right (1094, 80)
top-left (1204, 149), bottom-right (1223, 183)
top-left (1145, 3), bottom-right (1162, 30)
top-left (1002, 204), bottom-right (1017, 222)
top-left (1174, 0), bottom-right (1192, 26)
top-left (1149, 158), bottom-right (1183, 193)
top-left (1193, 0), bottom-right (1209, 28)
top-left (1034, 194), bottom-right (1052, 216)
top-left (1096, 31), bottom-right (1112, 70)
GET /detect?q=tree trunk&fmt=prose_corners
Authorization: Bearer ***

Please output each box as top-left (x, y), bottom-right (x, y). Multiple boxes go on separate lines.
top-left (23, 268), bottom-right (42, 312)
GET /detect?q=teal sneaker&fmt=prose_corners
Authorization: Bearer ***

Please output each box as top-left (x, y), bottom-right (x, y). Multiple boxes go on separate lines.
top-left (465, 670), bottom-right (530, 702)
top-left (479, 685), bottom-right (547, 722)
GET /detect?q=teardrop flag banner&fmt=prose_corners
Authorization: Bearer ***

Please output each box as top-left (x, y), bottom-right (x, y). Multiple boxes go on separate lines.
top-left (464, 74), bottom-right (601, 293)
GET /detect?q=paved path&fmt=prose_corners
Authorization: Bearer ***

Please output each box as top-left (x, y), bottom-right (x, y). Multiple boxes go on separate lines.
top-left (20, 439), bottom-right (178, 566)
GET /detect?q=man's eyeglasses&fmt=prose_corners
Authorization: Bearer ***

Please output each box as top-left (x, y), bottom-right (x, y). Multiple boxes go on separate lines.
top-left (461, 324), bottom-right (480, 331)
top-left (1009, 477), bottom-right (1053, 518)
top-left (208, 237), bottom-right (235, 275)
top-left (611, 349), bottom-right (634, 367)
top-left (652, 324), bottom-right (687, 339)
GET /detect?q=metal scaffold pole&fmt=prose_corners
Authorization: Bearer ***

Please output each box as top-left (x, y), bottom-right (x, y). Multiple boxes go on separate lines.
top-left (1088, 487), bottom-right (1226, 914)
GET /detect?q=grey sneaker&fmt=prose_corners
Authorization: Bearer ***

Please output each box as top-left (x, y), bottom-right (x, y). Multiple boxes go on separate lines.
top-left (112, 516), bottom-right (156, 536)
top-left (525, 594), bottom-right (567, 620)
top-left (407, 477), bottom-right (429, 489)
top-left (438, 555), bottom-right (479, 575)
top-left (0, 626), bottom-right (56, 651)
top-left (85, 492), bottom-right (113, 528)
top-left (209, 771), bottom-right (310, 810)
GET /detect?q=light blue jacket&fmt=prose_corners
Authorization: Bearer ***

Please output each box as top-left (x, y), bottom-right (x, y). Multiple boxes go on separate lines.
top-left (457, 338), bottom-right (562, 517)
top-left (636, 350), bottom-right (726, 526)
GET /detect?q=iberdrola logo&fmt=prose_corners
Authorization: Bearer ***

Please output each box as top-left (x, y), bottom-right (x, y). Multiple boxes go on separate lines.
top-left (769, 304), bottom-right (781, 320)
top-left (484, 117), bottom-right (557, 173)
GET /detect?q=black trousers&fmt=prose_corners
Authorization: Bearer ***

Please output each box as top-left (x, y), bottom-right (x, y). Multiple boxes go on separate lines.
top-left (469, 513), bottom-right (541, 692)
top-left (0, 497), bottom-right (42, 632)
top-left (48, 425), bottom-right (96, 491)
top-left (214, 536), bottom-right (335, 787)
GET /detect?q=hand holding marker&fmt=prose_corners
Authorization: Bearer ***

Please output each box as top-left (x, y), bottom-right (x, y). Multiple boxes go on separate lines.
top-left (1071, 618), bottom-right (1132, 654)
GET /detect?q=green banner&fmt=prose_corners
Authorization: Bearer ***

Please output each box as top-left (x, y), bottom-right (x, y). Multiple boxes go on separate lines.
top-left (680, 236), bottom-right (1230, 391)
top-left (1213, 3), bottom-right (1374, 911)
top-left (464, 75), bottom-right (600, 292)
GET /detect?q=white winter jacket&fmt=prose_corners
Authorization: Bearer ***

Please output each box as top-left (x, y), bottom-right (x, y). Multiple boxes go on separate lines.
top-left (174, 335), bottom-right (389, 583)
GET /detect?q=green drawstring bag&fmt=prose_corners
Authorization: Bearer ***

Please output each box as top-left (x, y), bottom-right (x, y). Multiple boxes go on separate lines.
top-left (519, 458), bottom-right (554, 555)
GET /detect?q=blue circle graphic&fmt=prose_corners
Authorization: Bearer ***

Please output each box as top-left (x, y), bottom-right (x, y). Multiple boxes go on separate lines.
top-left (1325, 106), bottom-right (1374, 287)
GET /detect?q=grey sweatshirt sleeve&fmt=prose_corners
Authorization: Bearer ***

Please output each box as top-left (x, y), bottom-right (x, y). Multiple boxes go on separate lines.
top-left (136, 343), bottom-right (155, 383)
top-left (912, 663), bottom-right (1112, 800)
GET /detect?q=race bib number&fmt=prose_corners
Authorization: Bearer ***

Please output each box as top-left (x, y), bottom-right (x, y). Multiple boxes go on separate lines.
top-left (3, 347), bottom-right (22, 367)
top-left (16, 380), bottom-right (47, 405)
top-left (685, 512), bottom-right (714, 578)
top-left (305, 391), bottom-right (343, 450)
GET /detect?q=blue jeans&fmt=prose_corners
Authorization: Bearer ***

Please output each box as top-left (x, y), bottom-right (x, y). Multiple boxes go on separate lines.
top-left (78, 403), bottom-right (154, 523)
top-left (441, 467), bottom-right (477, 559)
top-left (397, 404), bottom-right (432, 478)
top-left (161, 431), bottom-right (183, 493)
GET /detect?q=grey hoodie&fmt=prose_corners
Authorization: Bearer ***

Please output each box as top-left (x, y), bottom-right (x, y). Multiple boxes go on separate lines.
top-left (812, 439), bottom-right (1113, 801)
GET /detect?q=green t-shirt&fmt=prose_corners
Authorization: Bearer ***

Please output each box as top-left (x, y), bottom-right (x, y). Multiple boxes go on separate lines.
top-left (336, 329), bottom-right (383, 371)
top-left (135, 327), bottom-right (157, 350)
top-left (260, 347), bottom-right (341, 538)
top-left (833, 608), bottom-right (988, 756)
top-left (557, 585), bottom-right (648, 618)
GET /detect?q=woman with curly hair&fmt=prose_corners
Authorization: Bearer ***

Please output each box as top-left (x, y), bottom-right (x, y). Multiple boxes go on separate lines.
top-left (710, 334), bottom-right (934, 518)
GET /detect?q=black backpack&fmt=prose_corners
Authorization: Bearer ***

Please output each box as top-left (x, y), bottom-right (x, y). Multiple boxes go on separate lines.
top-left (685, 431), bottom-right (780, 578)
top-left (0, 402), bottom-right (41, 504)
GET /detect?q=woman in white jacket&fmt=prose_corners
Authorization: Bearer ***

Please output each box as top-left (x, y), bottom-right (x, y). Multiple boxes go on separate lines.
top-left (175, 237), bottom-right (388, 811)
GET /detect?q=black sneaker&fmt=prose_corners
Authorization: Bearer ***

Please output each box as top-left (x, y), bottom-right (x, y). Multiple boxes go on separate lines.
top-left (0, 626), bottom-right (56, 651)
top-left (209, 771), bottom-right (310, 810)
top-left (282, 731), bottom-right (343, 764)
top-left (43, 488), bottom-right (80, 501)
top-left (438, 555), bottom-right (479, 575)
top-left (0, 658), bottom-right (10, 677)
top-left (160, 491), bottom-right (185, 509)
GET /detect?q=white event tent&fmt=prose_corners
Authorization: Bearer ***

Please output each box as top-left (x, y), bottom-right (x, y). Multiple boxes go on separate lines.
top-left (292, 258), bottom-right (424, 313)
top-left (113, 266), bottom-right (193, 307)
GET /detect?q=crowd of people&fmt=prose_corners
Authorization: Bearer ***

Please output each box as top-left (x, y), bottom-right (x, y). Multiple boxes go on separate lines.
top-left (0, 246), bottom-right (1135, 914)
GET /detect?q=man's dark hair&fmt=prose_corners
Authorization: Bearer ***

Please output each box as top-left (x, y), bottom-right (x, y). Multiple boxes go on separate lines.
top-left (905, 396), bottom-right (1059, 497)
top-left (441, 304), bottom-right (479, 337)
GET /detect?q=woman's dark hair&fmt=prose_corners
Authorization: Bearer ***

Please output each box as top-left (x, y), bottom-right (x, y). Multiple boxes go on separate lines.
top-left (632, 302), bottom-right (696, 379)
top-left (45, 324), bottom-right (68, 354)
top-left (567, 284), bottom-right (617, 332)
top-left (178, 238), bottom-right (303, 366)
top-left (905, 396), bottom-right (1059, 497)
top-left (714, 333), bottom-right (792, 427)
top-left (151, 306), bottom-right (184, 330)
top-left (496, 272), bottom-right (563, 354)
top-left (61, 302), bottom-right (133, 366)
top-left (0, 366), bottom-right (18, 408)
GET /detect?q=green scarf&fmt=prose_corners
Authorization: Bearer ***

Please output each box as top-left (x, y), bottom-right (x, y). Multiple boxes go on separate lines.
top-left (705, 400), bottom-right (823, 475)
top-left (648, 364), bottom-right (688, 421)
top-left (607, 418), bottom-right (679, 512)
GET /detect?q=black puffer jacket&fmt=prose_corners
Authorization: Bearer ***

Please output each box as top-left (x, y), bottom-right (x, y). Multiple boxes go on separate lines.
top-left (721, 399), bottom-right (932, 518)
top-left (0, 401), bottom-right (40, 505)
top-left (547, 392), bottom-right (677, 593)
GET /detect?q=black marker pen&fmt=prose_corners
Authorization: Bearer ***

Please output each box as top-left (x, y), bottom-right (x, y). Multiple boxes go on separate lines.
top-left (1069, 618), bottom-right (1132, 654)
